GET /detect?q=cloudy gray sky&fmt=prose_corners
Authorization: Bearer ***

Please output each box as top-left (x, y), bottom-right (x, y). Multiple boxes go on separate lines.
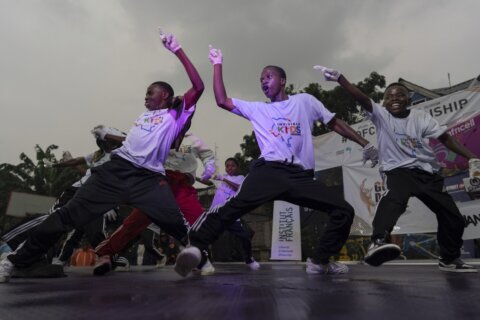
top-left (1, 0), bottom-right (479, 171)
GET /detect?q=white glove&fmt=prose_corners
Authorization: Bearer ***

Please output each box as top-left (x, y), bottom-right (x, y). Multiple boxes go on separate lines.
top-left (160, 30), bottom-right (181, 53)
top-left (43, 159), bottom-right (54, 167)
top-left (313, 65), bottom-right (341, 81)
top-left (201, 165), bottom-right (216, 181)
top-left (469, 158), bottom-right (480, 178)
top-left (62, 151), bottom-right (73, 161)
top-left (362, 143), bottom-right (379, 168)
top-left (213, 174), bottom-right (225, 181)
top-left (91, 125), bottom-right (107, 140)
top-left (208, 45), bottom-right (223, 65)
top-left (104, 209), bottom-right (118, 222)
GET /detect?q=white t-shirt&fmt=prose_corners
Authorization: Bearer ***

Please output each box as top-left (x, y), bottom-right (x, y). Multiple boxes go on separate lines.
top-left (72, 152), bottom-right (111, 187)
top-left (232, 93), bottom-right (335, 170)
top-left (367, 101), bottom-right (447, 173)
top-left (113, 103), bottom-right (195, 174)
top-left (210, 175), bottom-right (245, 209)
top-left (164, 133), bottom-right (215, 180)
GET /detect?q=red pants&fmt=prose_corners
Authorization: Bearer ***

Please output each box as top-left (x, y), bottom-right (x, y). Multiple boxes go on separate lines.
top-left (95, 170), bottom-right (204, 257)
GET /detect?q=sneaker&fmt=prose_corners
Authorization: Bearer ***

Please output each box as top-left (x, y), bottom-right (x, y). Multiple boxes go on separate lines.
top-left (156, 255), bottom-right (167, 268)
top-left (113, 256), bottom-right (130, 272)
top-left (306, 258), bottom-right (348, 275)
top-left (246, 259), bottom-right (260, 270)
top-left (93, 255), bottom-right (113, 276)
top-left (193, 259), bottom-right (216, 276)
top-left (0, 257), bottom-right (15, 283)
top-left (51, 257), bottom-right (67, 266)
top-left (174, 246), bottom-right (201, 277)
top-left (364, 240), bottom-right (401, 267)
top-left (439, 258), bottom-right (478, 273)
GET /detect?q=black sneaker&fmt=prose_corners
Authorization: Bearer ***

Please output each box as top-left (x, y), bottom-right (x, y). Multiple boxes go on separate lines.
top-left (364, 240), bottom-right (401, 267)
top-left (438, 258), bottom-right (477, 273)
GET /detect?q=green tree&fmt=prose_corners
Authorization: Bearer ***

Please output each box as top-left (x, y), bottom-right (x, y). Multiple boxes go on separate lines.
top-left (0, 145), bottom-right (82, 223)
top-left (234, 72), bottom-right (386, 173)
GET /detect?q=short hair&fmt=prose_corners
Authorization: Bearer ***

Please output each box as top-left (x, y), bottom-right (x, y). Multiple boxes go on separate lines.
top-left (385, 82), bottom-right (409, 94)
top-left (263, 65), bottom-right (287, 81)
top-left (150, 81), bottom-right (174, 99)
top-left (225, 157), bottom-right (239, 166)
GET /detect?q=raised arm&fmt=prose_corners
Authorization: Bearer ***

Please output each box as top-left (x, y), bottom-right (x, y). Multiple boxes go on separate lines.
top-left (160, 30), bottom-right (204, 109)
top-left (208, 45), bottom-right (236, 111)
top-left (314, 65), bottom-right (373, 113)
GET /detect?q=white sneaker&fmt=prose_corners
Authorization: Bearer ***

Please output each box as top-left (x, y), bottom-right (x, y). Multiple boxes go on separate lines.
top-left (193, 259), bottom-right (216, 275)
top-left (114, 256), bottom-right (130, 272)
top-left (174, 246), bottom-right (201, 277)
top-left (156, 255), bottom-right (167, 268)
top-left (364, 241), bottom-right (401, 267)
top-left (51, 257), bottom-right (67, 266)
top-left (306, 258), bottom-right (348, 275)
top-left (0, 257), bottom-right (15, 283)
top-left (247, 259), bottom-right (260, 270)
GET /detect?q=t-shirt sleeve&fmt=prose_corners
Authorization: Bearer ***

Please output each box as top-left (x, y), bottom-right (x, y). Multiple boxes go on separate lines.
top-left (306, 94), bottom-right (335, 125)
top-left (231, 98), bottom-right (260, 120)
top-left (422, 112), bottom-right (447, 139)
top-left (172, 101), bottom-right (195, 137)
top-left (366, 100), bottom-right (385, 126)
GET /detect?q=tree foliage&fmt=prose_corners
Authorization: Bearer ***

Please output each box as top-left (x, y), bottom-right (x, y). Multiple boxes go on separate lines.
top-left (233, 72), bottom-right (386, 174)
top-left (0, 144), bottom-right (82, 220)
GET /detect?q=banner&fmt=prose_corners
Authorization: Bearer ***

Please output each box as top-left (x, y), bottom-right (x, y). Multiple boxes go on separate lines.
top-left (429, 112), bottom-right (480, 174)
top-left (342, 165), bottom-right (438, 235)
top-left (460, 199), bottom-right (480, 240)
top-left (270, 201), bottom-right (302, 260)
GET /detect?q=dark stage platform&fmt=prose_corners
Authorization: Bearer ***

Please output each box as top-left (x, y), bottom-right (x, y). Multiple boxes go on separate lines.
top-left (0, 262), bottom-right (479, 320)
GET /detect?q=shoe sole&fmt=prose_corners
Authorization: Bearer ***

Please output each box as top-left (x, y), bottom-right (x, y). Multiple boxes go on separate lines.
top-left (174, 248), bottom-right (201, 277)
top-left (93, 262), bottom-right (112, 276)
top-left (438, 266), bottom-right (478, 273)
top-left (365, 245), bottom-right (401, 267)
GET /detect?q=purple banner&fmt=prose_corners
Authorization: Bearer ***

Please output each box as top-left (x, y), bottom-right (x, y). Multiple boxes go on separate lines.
top-left (430, 113), bottom-right (480, 174)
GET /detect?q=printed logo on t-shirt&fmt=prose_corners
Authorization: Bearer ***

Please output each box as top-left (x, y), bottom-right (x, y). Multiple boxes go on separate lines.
top-left (396, 133), bottom-right (424, 157)
top-left (135, 115), bottom-right (164, 132)
top-left (269, 117), bottom-right (302, 148)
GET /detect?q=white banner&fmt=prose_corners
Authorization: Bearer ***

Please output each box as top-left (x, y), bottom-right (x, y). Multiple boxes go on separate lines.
top-left (458, 199), bottom-right (480, 240)
top-left (342, 165), bottom-right (438, 235)
top-left (270, 201), bottom-right (302, 260)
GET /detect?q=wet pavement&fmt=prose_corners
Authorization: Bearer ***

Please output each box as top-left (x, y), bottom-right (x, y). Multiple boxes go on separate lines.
top-left (0, 262), bottom-right (479, 320)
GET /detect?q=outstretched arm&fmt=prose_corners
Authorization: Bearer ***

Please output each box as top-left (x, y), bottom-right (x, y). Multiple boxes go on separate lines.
top-left (314, 65), bottom-right (373, 113)
top-left (160, 30), bottom-right (204, 109)
top-left (438, 133), bottom-right (477, 160)
top-left (328, 118), bottom-right (369, 147)
top-left (209, 45), bottom-right (236, 111)
top-left (328, 118), bottom-right (379, 167)
top-left (53, 157), bottom-right (86, 168)
top-left (438, 133), bottom-right (480, 177)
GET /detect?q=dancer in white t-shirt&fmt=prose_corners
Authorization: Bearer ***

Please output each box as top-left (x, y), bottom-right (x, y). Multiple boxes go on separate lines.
top-left (0, 30), bottom-right (204, 283)
top-left (174, 46), bottom-right (379, 277)
top-left (315, 65), bottom-right (479, 272)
